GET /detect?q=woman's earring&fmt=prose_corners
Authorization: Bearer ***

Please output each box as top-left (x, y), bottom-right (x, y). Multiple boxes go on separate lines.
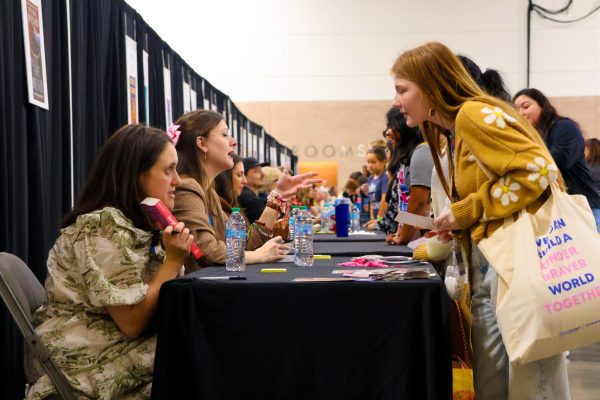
top-left (428, 108), bottom-right (436, 117)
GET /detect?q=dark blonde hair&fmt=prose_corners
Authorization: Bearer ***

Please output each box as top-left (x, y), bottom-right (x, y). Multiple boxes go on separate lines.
top-left (369, 139), bottom-right (387, 149)
top-left (391, 41), bottom-right (557, 196)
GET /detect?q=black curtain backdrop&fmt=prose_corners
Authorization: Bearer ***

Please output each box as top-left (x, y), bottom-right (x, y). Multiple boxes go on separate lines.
top-left (0, 1), bottom-right (295, 397)
top-left (191, 74), bottom-right (201, 112)
top-left (0, 0), bottom-right (71, 398)
top-left (147, 27), bottom-right (166, 128)
top-left (171, 53), bottom-right (184, 124)
top-left (199, 77), bottom-right (209, 109)
top-left (71, 0), bottom-right (127, 194)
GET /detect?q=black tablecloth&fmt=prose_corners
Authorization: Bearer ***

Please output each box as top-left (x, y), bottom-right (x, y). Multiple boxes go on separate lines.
top-left (313, 241), bottom-right (412, 257)
top-left (313, 231), bottom-right (387, 242)
top-left (152, 259), bottom-right (452, 400)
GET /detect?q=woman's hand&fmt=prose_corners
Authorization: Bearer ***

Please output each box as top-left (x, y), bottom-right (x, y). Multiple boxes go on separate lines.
top-left (364, 219), bottom-right (379, 231)
top-left (162, 222), bottom-right (193, 266)
top-left (255, 236), bottom-right (291, 263)
top-left (386, 231), bottom-right (410, 245)
top-left (275, 171), bottom-right (321, 198)
top-left (424, 229), bottom-right (454, 243)
top-left (107, 222), bottom-right (193, 338)
top-left (433, 208), bottom-right (459, 231)
top-left (386, 232), bottom-right (400, 245)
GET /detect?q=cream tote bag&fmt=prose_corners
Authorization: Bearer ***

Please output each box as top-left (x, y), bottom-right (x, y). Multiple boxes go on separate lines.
top-left (478, 181), bottom-right (600, 365)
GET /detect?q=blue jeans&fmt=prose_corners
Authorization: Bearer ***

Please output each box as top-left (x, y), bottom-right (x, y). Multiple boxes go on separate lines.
top-left (470, 246), bottom-right (571, 400)
top-left (592, 208), bottom-right (600, 233)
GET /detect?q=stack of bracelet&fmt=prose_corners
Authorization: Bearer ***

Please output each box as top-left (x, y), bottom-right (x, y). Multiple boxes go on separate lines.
top-left (252, 220), bottom-right (273, 238)
top-left (266, 190), bottom-right (288, 215)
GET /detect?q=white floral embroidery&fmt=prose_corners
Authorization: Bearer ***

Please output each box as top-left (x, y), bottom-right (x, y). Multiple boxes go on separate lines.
top-left (492, 176), bottom-right (521, 207)
top-left (479, 210), bottom-right (489, 222)
top-left (527, 157), bottom-right (558, 189)
top-left (481, 107), bottom-right (517, 129)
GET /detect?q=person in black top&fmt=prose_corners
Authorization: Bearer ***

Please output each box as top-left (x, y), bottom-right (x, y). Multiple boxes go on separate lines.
top-left (585, 138), bottom-right (600, 193)
top-left (515, 88), bottom-right (600, 231)
top-left (238, 157), bottom-right (270, 224)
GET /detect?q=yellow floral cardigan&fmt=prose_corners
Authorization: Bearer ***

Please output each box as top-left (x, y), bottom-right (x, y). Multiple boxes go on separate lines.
top-left (450, 101), bottom-right (558, 244)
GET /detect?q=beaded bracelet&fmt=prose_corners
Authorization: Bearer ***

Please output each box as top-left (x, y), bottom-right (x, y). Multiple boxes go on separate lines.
top-left (252, 220), bottom-right (273, 237)
top-left (266, 190), bottom-right (288, 215)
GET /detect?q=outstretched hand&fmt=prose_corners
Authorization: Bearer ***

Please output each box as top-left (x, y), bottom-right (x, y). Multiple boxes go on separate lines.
top-left (275, 170), bottom-right (321, 198)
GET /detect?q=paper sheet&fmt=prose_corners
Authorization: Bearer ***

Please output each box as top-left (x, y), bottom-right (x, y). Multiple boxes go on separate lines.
top-left (395, 211), bottom-right (435, 230)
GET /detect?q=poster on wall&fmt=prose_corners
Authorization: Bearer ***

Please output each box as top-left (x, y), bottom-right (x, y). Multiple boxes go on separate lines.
top-left (190, 88), bottom-right (197, 110)
top-left (142, 50), bottom-right (150, 123)
top-left (183, 80), bottom-right (191, 114)
top-left (270, 147), bottom-right (277, 166)
top-left (259, 131), bottom-right (264, 162)
top-left (227, 103), bottom-right (232, 129)
top-left (280, 152), bottom-right (287, 168)
top-left (21, 0), bottom-right (49, 109)
top-left (240, 127), bottom-right (246, 158)
top-left (163, 66), bottom-right (172, 127)
top-left (125, 36), bottom-right (138, 123)
top-left (248, 132), bottom-right (254, 158)
top-left (233, 120), bottom-right (238, 145)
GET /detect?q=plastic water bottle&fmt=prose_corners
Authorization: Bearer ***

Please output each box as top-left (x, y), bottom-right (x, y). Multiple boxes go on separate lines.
top-left (356, 197), bottom-right (365, 226)
top-left (294, 206), bottom-right (314, 267)
top-left (327, 202), bottom-right (335, 231)
top-left (350, 203), bottom-right (360, 233)
top-left (226, 208), bottom-right (246, 271)
top-left (320, 202), bottom-right (331, 232)
top-left (289, 206), bottom-right (300, 242)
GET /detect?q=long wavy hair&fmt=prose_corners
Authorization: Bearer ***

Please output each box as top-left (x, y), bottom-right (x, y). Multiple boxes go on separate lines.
top-left (512, 88), bottom-right (562, 140)
top-left (457, 55), bottom-right (511, 102)
top-left (174, 110), bottom-right (224, 211)
top-left (391, 42), bottom-right (555, 197)
top-left (214, 154), bottom-right (243, 209)
top-left (385, 107), bottom-right (422, 178)
top-left (63, 124), bottom-right (171, 230)
top-left (586, 138), bottom-right (600, 165)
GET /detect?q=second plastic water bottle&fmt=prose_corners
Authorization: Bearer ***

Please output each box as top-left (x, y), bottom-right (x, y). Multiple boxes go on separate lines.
top-left (289, 205), bottom-right (300, 242)
top-left (350, 203), bottom-right (360, 233)
top-left (288, 206), bottom-right (300, 253)
top-left (294, 206), bottom-right (314, 266)
top-left (320, 202), bottom-right (331, 232)
top-left (226, 208), bottom-right (246, 271)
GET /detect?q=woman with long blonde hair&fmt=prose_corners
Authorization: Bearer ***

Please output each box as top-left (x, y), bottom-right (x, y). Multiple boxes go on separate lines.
top-left (391, 42), bottom-right (570, 399)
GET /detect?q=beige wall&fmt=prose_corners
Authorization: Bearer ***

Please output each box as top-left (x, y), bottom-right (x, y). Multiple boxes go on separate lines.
top-left (551, 97), bottom-right (600, 140)
top-left (237, 97), bottom-right (600, 187)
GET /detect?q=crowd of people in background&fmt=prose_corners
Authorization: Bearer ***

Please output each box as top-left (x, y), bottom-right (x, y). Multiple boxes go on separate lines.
top-left (24, 40), bottom-right (600, 400)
